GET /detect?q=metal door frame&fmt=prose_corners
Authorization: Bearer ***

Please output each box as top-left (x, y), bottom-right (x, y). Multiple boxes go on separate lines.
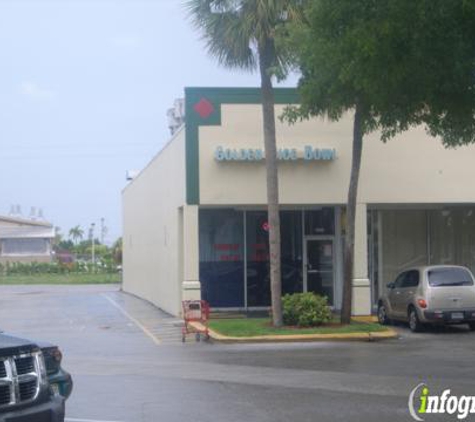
top-left (303, 236), bottom-right (336, 305)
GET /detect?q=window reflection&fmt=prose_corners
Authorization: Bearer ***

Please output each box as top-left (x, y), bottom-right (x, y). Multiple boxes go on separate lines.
top-left (246, 211), bottom-right (270, 307)
top-left (199, 208), bottom-right (327, 308)
top-left (281, 211), bottom-right (303, 296)
top-left (305, 208), bottom-right (335, 235)
top-left (199, 209), bottom-right (244, 307)
top-left (380, 210), bottom-right (428, 285)
top-left (430, 208), bottom-right (475, 275)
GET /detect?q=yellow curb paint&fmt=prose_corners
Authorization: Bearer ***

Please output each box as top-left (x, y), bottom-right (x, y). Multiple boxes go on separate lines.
top-left (352, 315), bottom-right (378, 323)
top-left (189, 322), bottom-right (398, 344)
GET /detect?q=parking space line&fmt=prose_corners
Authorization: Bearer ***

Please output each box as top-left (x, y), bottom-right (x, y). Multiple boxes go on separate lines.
top-left (102, 294), bottom-right (161, 346)
top-left (66, 419), bottom-right (125, 422)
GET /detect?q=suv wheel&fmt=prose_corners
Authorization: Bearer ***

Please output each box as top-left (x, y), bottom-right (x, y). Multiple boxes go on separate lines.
top-left (468, 322), bottom-right (475, 331)
top-left (377, 303), bottom-right (390, 325)
top-left (408, 307), bottom-right (424, 333)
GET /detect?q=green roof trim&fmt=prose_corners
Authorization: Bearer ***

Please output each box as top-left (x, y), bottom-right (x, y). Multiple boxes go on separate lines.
top-left (184, 87), bottom-right (300, 205)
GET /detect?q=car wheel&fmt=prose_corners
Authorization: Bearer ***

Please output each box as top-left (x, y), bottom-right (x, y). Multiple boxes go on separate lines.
top-left (408, 307), bottom-right (424, 333)
top-left (377, 303), bottom-right (390, 325)
top-left (468, 322), bottom-right (475, 331)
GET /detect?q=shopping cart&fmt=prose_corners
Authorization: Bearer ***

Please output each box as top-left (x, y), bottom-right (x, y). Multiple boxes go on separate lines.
top-left (181, 300), bottom-right (210, 342)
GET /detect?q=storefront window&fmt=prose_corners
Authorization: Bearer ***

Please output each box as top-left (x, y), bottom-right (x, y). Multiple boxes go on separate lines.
top-left (246, 211), bottom-right (270, 307)
top-left (1, 238), bottom-right (48, 255)
top-left (246, 210), bottom-right (304, 307)
top-left (305, 208), bottom-right (335, 235)
top-left (281, 211), bottom-right (303, 295)
top-left (368, 210), bottom-right (380, 304)
top-left (380, 210), bottom-right (428, 284)
top-left (199, 209), bottom-right (244, 307)
top-left (200, 208), bottom-right (306, 308)
top-left (430, 208), bottom-right (475, 275)
top-left (374, 207), bottom-right (475, 303)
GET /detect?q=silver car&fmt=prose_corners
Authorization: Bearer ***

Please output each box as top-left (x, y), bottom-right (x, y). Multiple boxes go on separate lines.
top-left (377, 265), bottom-right (475, 332)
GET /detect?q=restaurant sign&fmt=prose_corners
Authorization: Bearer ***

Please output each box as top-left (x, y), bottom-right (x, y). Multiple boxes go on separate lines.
top-left (214, 146), bottom-right (337, 162)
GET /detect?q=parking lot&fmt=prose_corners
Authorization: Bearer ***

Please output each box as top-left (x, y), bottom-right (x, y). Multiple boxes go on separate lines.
top-left (0, 284), bottom-right (474, 422)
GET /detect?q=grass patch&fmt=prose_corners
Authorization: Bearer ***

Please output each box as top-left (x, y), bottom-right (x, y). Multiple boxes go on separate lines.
top-left (0, 273), bottom-right (121, 285)
top-left (208, 317), bottom-right (387, 337)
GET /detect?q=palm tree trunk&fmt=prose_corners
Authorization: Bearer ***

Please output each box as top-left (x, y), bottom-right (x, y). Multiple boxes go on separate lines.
top-left (259, 45), bottom-right (283, 327)
top-left (341, 102), bottom-right (364, 325)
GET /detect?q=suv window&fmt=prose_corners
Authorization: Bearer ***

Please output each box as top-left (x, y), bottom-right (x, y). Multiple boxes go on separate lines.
top-left (428, 267), bottom-right (474, 287)
top-left (401, 270), bottom-right (419, 288)
top-left (394, 272), bottom-right (407, 288)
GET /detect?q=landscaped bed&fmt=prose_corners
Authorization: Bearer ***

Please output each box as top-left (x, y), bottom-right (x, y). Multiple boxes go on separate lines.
top-left (0, 273), bottom-right (121, 285)
top-left (208, 317), bottom-right (388, 338)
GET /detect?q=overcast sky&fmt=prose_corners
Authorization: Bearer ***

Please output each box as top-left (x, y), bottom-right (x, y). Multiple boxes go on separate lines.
top-left (0, 0), bottom-right (297, 244)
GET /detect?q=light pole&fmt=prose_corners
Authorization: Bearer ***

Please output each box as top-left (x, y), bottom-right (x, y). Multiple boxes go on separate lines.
top-left (90, 223), bottom-right (96, 268)
top-left (100, 218), bottom-right (104, 244)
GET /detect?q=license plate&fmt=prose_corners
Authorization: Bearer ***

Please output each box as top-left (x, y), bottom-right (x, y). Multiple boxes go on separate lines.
top-left (451, 312), bottom-right (464, 320)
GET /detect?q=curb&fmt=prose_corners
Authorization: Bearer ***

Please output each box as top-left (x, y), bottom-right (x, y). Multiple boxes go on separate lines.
top-left (189, 322), bottom-right (398, 344)
top-left (352, 315), bottom-right (378, 323)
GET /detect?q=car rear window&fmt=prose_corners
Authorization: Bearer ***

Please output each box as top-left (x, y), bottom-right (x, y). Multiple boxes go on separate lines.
top-left (428, 268), bottom-right (474, 287)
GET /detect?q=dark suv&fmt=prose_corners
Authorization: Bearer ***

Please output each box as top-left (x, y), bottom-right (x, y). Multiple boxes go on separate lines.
top-left (0, 333), bottom-right (65, 422)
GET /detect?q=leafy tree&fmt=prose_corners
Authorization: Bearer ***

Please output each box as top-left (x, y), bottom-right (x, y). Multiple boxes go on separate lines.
top-left (112, 237), bottom-right (122, 265)
top-left (57, 239), bottom-right (74, 252)
top-left (186, 0), bottom-right (305, 326)
top-left (85, 244), bottom-right (109, 260)
top-left (396, 1), bottom-right (475, 147)
top-left (69, 225), bottom-right (84, 245)
top-left (74, 238), bottom-right (101, 255)
top-left (286, 0), bottom-right (475, 323)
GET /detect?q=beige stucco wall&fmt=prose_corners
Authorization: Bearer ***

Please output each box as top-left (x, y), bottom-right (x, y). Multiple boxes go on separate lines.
top-left (122, 128), bottom-right (186, 316)
top-left (199, 104), bottom-right (475, 206)
top-left (361, 126), bottom-right (475, 204)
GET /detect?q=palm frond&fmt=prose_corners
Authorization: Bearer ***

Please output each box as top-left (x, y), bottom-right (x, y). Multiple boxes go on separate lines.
top-left (185, 0), bottom-right (256, 70)
top-left (185, 0), bottom-right (307, 74)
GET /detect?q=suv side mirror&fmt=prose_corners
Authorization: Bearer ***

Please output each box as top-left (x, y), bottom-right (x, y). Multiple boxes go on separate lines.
top-left (386, 282), bottom-right (395, 289)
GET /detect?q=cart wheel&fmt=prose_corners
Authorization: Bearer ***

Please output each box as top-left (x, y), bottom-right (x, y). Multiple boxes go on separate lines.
top-left (195, 333), bottom-right (201, 342)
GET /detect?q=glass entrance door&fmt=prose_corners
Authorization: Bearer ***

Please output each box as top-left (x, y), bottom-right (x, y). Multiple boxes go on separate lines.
top-left (306, 238), bottom-right (335, 305)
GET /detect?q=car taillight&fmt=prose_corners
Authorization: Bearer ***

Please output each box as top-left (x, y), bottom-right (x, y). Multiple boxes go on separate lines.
top-left (417, 299), bottom-right (428, 309)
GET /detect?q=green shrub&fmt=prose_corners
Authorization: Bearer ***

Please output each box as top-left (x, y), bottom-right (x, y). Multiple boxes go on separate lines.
top-left (282, 292), bottom-right (332, 327)
top-left (0, 260), bottom-right (117, 276)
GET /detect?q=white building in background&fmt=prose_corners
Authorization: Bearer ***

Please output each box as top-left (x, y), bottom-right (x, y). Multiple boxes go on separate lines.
top-left (0, 214), bottom-right (55, 264)
top-left (122, 87), bottom-right (475, 317)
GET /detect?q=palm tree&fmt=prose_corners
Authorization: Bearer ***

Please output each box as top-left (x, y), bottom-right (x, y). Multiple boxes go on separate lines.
top-left (68, 225), bottom-right (84, 246)
top-left (186, 0), bottom-right (304, 326)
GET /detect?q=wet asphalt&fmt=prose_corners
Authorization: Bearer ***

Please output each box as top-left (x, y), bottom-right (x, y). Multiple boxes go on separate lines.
top-left (0, 284), bottom-right (474, 422)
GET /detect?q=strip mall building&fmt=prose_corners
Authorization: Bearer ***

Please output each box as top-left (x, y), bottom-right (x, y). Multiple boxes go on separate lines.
top-left (122, 87), bottom-right (475, 316)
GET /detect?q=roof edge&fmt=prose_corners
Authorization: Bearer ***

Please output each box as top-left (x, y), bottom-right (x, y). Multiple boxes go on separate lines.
top-left (0, 215), bottom-right (53, 228)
